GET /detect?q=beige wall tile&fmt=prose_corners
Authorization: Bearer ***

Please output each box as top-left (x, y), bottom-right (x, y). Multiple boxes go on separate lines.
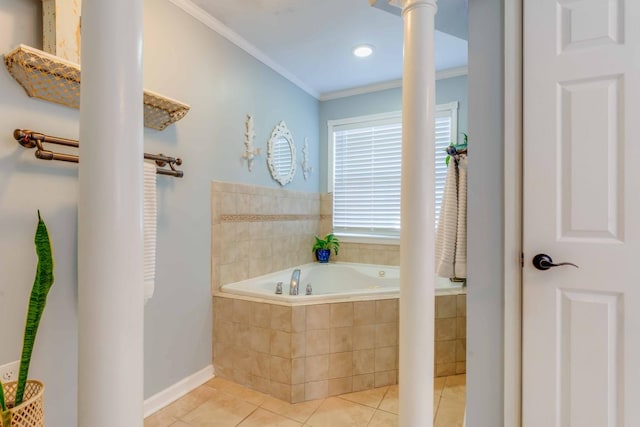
top-left (292, 358), bottom-right (305, 385)
top-left (329, 351), bottom-right (353, 379)
top-left (305, 355), bottom-right (329, 382)
top-left (250, 326), bottom-right (271, 354)
top-left (455, 339), bottom-right (466, 362)
top-left (436, 318), bottom-right (457, 341)
top-left (270, 356), bottom-right (292, 384)
top-left (455, 362), bottom-right (466, 375)
top-left (353, 325), bottom-right (376, 350)
top-left (353, 349), bottom-right (375, 375)
top-left (214, 297), bottom-right (233, 321)
top-left (270, 381), bottom-right (292, 403)
top-left (271, 330), bottom-right (292, 358)
top-left (436, 295), bottom-right (457, 319)
top-left (251, 352), bottom-right (271, 378)
top-left (436, 363), bottom-right (456, 377)
top-left (235, 323), bottom-right (252, 350)
top-left (457, 294), bottom-right (467, 317)
top-left (305, 380), bottom-right (329, 401)
top-left (330, 303), bottom-right (354, 327)
top-left (330, 326), bottom-right (353, 352)
top-left (271, 305), bottom-right (292, 333)
top-left (250, 375), bottom-right (270, 394)
top-left (353, 301), bottom-right (376, 325)
top-left (291, 384), bottom-right (306, 404)
top-left (457, 317), bottom-right (466, 339)
top-left (214, 320), bottom-right (235, 345)
top-left (306, 304), bottom-right (330, 330)
top-left (374, 370), bottom-right (397, 388)
top-left (375, 347), bottom-right (397, 372)
top-left (292, 306), bottom-right (306, 333)
top-left (251, 302), bottom-right (271, 327)
top-left (232, 299), bottom-right (252, 324)
top-left (352, 374), bottom-right (375, 392)
top-left (306, 329), bottom-right (330, 356)
top-left (375, 323), bottom-right (398, 348)
top-left (328, 377), bottom-right (353, 396)
top-left (375, 300), bottom-right (398, 324)
top-left (291, 332), bottom-right (306, 359)
top-left (435, 341), bottom-right (456, 364)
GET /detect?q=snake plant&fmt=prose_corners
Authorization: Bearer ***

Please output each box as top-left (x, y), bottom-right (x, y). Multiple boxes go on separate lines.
top-left (0, 211), bottom-right (54, 423)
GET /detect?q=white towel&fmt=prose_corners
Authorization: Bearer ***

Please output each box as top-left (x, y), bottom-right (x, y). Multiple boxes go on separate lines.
top-left (435, 154), bottom-right (467, 279)
top-left (143, 161), bottom-right (157, 303)
top-left (454, 156), bottom-right (467, 278)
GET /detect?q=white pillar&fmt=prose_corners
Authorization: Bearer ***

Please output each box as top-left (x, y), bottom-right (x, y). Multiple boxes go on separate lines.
top-left (78, 0), bottom-right (144, 425)
top-left (399, 0), bottom-right (437, 426)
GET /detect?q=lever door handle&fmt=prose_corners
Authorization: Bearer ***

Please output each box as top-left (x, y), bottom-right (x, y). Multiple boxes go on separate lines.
top-left (532, 254), bottom-right (579, 271)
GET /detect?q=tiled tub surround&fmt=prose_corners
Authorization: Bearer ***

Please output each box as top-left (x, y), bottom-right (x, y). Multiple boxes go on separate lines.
top-left (212, 293), bottom-right (466, 404)
top-left (211, 181), bottom-right (322, 293)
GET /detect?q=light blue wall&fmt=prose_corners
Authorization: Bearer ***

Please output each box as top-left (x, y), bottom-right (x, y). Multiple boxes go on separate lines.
top-left (318, 75), bottom-right (468, 192)
top-left (0, 0), bottom-right (319, 425)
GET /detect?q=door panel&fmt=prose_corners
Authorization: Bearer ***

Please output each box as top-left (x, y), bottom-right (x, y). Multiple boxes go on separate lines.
top-left (523, 0), bottom-right (639, 425)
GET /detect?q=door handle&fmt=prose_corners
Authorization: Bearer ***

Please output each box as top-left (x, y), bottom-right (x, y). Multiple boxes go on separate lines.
top-left (532, 254), bottom-right (579, 271)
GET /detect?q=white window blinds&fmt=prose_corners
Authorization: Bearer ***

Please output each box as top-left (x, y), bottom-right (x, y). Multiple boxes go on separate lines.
top-left (330, 103), bottom-right (458, 238)
top-left (332, 115), bottom-right (403, 237)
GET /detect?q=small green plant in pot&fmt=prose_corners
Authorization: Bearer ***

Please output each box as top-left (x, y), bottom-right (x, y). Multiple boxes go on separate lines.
top-left (0, 211), bottom-right (54, 427)
top-left (312, 233), bottom-right (340, 263)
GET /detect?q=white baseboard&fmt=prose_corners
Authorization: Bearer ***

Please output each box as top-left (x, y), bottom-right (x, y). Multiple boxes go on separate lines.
top-left (144, 365), bottom-right (215, 417)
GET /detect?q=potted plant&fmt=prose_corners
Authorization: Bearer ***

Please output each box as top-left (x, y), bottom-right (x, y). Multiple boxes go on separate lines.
top-left (0, 212), bottom-right (54, 427)
top-left (312, 233), bottom-right (340, 263)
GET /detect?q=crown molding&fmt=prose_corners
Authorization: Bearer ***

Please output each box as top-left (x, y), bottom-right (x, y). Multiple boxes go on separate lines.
top-left (319, 66), bottom-right (467, 101)
top-left (168, 0), bottom-right (320, 99)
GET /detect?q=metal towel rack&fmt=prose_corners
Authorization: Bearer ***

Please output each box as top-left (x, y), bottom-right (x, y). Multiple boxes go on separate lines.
top-left (13, 129), bottom-right (184, 177)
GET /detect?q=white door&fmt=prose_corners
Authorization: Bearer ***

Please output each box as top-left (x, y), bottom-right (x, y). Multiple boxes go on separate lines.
top-left (523, 0), bottom-right (640, 426)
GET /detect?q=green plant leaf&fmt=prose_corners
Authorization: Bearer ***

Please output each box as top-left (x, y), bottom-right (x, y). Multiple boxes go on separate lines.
top-left (0, 380), bottom-right (5, 411)
top-left (1, 408), bottom-right (11, 427)
top-left (15, 211), bottom-right (54, 406)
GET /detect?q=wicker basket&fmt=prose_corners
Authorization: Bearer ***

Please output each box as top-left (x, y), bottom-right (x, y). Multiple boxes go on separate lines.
top-left (0, 381), bottom-right (44, 427)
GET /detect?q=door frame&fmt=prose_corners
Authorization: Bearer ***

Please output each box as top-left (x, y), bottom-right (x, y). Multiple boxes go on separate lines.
top-left (503, 0), bottom-right (523, 425)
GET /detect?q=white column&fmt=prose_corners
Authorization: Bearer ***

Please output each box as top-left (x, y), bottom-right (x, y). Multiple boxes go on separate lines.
top-left (78, 0), bottom-right (144, 425)
top-left (399, 0), bottom-right (437, 426)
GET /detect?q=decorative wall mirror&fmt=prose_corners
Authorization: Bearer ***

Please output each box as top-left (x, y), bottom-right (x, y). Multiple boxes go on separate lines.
top-left (267, 120), bottom-right (297, 186)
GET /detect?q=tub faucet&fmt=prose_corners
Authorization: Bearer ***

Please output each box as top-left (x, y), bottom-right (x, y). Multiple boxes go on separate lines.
top-left (289, 269), bottom-right (301, 295)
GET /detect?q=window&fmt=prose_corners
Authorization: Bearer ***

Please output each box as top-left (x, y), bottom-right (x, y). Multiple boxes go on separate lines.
top-left (328, 102), bottom-right (458, 240)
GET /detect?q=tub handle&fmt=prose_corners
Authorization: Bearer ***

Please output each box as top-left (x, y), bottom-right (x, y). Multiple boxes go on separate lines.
top-left (305, 284), bottom-right (313, 295)
top-left (275, 282), bottom-right (283, 295)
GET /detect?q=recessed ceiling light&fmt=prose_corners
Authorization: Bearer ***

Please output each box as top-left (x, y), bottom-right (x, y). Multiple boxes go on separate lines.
top-left (353, 45), bottom-right (374, 58)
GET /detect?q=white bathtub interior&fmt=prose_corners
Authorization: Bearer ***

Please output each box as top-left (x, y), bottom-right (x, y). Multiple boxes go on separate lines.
top-left (220, 262), bottom-right (465, 302)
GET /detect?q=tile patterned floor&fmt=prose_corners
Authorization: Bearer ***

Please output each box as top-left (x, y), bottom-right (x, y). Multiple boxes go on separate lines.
top-left (145, 375), bottom-right (466, 427)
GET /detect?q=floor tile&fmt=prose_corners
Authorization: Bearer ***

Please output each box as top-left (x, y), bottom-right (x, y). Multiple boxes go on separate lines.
top-left (181, 389), bottom-right (257, 427)
top-left (237, 408), bottom-right (302, 426)
top-left (368, 410), bottom-right (398, 427)
top-left (144, 408), bottom-right (179, 427)
top-left (168, 422), bottom-right (192, 427)
top-left (337, 386), bottom-right (387, 408)
top-left (147, 385), bottom-right (218, 423)
top-left (434, 377), bottom-right (447, 396)
top-left (305, 397), bottom-right (375, 427)
top-left (207, 377), bottom-right (268, 406)
top-left (260, 395), bottom-right (324, 423)
top-left (378, 385), bottom-right (398, 415)
top-left (442, 374), bottom-right (466, 404)
top-left (434, 396), bottom-right (466, 427)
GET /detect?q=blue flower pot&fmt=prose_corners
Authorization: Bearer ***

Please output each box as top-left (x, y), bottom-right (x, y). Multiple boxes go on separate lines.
top-left (315, 249), bottom-right (330, 263)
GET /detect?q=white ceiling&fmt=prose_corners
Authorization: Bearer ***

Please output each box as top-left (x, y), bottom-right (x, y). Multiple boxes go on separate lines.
top-left (180, 0), bottom-right (468, 98)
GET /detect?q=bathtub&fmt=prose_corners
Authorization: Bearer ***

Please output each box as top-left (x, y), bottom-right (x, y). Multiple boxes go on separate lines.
top-left (219, 262), bottom-right (465, 303)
